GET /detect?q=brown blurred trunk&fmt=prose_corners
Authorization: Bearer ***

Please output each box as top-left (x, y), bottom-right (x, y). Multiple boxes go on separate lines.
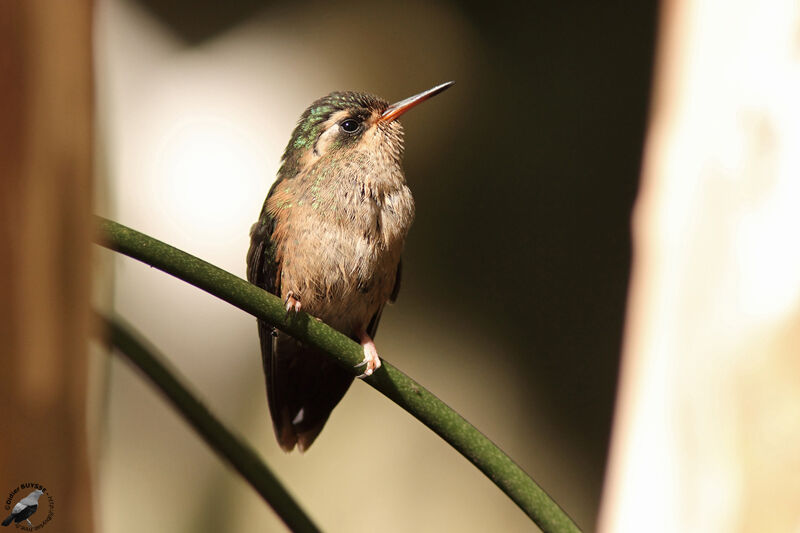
top-left (0, 1), bottom-right (94, 532)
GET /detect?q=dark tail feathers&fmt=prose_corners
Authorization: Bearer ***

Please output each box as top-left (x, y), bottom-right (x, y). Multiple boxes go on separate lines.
top-left (259, 324), bottom-right (353, 452)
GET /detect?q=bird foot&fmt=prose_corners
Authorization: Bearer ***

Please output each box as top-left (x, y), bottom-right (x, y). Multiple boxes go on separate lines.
top-left (284, 291), bottom-right (301, 314)
top-left (354, 331), bottom-right (381, 378)
top-left (26, 519), bottom-right (33, 527)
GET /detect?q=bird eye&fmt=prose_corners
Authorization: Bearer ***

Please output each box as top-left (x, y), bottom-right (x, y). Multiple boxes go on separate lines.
top-left (340, 118), bottom-right (361, 134)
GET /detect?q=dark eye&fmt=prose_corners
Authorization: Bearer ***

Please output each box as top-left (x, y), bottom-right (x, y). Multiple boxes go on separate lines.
top-left (340, 118), bottom-right (361, 134)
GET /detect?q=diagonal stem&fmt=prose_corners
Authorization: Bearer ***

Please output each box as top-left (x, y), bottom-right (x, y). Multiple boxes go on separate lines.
top-left (95, 216), bottom-right (581, 533)
top-left (101, 313), bottom-right (321, 533)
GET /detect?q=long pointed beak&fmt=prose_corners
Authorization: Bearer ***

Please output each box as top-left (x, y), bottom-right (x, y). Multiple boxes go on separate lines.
top-left (380, 81), bottom-right (455, 123)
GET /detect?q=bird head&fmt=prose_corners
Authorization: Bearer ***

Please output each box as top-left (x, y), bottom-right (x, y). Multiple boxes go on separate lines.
top-left (278, 82), bottom-right (454, 181)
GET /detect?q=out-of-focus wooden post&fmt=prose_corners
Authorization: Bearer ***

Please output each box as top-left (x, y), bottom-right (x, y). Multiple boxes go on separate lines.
top-left (600, 1), bottom-right (800, 531)
top-left (0, 2), bottom-right (94, 532)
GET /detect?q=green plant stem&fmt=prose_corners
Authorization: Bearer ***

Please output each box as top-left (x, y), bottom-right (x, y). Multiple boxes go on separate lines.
top-left (95, 216), bottom-right (581, 533)
top-left (101, 313), bottom-right (321, 533)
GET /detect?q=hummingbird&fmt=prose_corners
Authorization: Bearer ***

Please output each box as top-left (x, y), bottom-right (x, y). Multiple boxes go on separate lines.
top-left (247, 81), bottom-right (453, 452)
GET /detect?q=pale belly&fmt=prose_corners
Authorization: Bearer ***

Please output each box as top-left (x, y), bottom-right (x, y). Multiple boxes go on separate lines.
top-left (276, 206), bottom-right (407, 335)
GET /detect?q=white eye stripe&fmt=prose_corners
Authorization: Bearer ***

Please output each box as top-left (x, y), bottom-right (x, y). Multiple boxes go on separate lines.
top-left (313, 125), bottom-right (339, 156)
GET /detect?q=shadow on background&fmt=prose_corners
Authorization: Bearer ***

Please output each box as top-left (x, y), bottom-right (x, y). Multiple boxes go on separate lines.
top-left (97, 0), bottom-right (656, 531)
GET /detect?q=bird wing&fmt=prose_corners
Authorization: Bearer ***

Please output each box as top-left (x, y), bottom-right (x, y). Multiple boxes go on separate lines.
top-left (390, 258), bottom-right (402, 303)
top-left (10, 502), bottom-right (26, 514)
top-left (247, 201), bottom-right (283, 440)
top-left (247, 174), bottom-right (288, 295)
top-left (19, 492), bottom-right (40, 507)
top-left (247, 211), bottom-right (280, 299)
top-left (366, 259), bottom-right (402, 339)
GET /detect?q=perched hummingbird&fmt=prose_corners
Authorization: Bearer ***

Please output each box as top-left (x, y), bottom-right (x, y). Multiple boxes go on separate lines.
top-left (247, 81), bottom-right (453, 452)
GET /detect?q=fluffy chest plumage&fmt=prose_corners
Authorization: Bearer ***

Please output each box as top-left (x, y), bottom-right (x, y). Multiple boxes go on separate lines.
top-left (267, 156), bottom-right (414, 332)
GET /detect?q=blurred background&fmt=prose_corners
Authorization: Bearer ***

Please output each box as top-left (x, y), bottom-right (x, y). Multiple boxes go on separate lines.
top-left (94, 0), bottom-right (656, 531)
top-left (7, 2), bottom-right (800, 532)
